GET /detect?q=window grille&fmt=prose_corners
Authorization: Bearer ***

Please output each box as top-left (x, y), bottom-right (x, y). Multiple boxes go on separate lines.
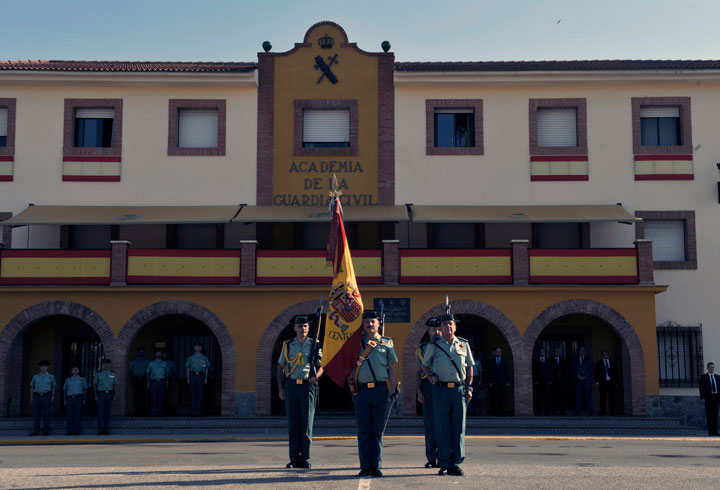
top-left (657, 323), bottom-right (703, 387)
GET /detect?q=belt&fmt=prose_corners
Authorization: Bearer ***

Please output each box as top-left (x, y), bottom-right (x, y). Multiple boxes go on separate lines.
top-left (34, 392), bottom-right (51, 396)
top-left (99, 390), bottom-right (113, 394)
top-left (150, 378), bottom-right (166, 381)
top-left (438, 381), bottom-right (463, 388)
top-left (69, 394), bottom-right (84, 398)
top-left (191, 372), bottom-right (204, 375)
top-left (287, 379), bottom-right (309, 385)
top-left (358, 382), bottom-right (387, 389)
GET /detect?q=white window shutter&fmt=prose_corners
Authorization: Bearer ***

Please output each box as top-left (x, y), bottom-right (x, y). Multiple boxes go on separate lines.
top-left (303, 110), bottom-right (350, 143)
top-left (640, 107), bottom-right (680, 118)
top-left (0, 108), bottom-right (7, 136)
top-left (178, 109), bottom-right (219, 148)
top-left (537, 107), bottom-right (577, 147)
top-left (75, 108), bottom-right (115, 119)
top-left (644, 220), bottom-right (685, 261)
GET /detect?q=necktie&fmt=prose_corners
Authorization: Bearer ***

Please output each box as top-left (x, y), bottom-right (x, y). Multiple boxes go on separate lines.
top-left (711, 374), bottom-right (717, 394)
top-left (541, 357), bottom-right (545, 365)
top-left (496, 357), bottom-right (500, 367)
top-left (580, 356), bottom-right (584, 365)
top-left (605, 360), bottom-right (610, 379)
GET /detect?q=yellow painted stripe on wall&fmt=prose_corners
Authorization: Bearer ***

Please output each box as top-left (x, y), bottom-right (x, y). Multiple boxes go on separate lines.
top-left (257, 256), bottom-right (381, 278)
top-left (0, 161), bottom-right (13, 175)
top-left (531, 161), bottom-right (588, 176)
top-left (62, 161), bottom-right (121, 176)
top-left (530, 256), bottom-right (637, 277)
top-left (128, 256), bottom-right (240, 277)
top-left (401, 256), bottom-right (511, 277)
top-left (634, 160), bottom-right (694, 175)
top-left (0, 257), bottom-right (110, 278)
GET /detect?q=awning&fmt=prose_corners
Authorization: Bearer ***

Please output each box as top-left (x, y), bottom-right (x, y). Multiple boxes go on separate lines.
top-left (408, 204), bottom-right (639, 224)
top-left (232, 205), bottom-right (409, 222)
top-left (4, 205), bottom-right (242, 226)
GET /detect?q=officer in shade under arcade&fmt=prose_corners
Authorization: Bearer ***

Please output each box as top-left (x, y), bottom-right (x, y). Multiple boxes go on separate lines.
top-left (349, 310), bottom-right (398, 478)
top-left (416, 317), bottom-right (441, 468)
top-left (277, 314), bottom-right (323, 469)
top-left (421, 312), bottom-right (475, 476)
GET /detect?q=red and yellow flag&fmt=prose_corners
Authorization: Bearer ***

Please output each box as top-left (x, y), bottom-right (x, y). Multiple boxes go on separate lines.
top-left (321, 197), bottom-right (364, 386)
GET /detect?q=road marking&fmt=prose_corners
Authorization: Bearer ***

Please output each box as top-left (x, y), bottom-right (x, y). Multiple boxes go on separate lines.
top-left (358, 476), bottom-right (371, 490)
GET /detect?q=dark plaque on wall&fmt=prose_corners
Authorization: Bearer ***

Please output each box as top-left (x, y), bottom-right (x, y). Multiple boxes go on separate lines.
top-left (373, 298), bottom-right (411, 323)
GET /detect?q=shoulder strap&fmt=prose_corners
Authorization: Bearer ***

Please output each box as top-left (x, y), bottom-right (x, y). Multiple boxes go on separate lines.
top-left (353, 339), bottom-right (379, 387)
top-left (433, 340), bottom-right (464, 380)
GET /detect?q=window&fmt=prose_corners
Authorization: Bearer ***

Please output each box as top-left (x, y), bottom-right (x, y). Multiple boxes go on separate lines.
top-left (537, 107), bottom-right (577, 147)
top-left (434, 109), bottom-right (474, 148)
top-left (657, 323), bottom-right (703, 388)
top-left (302, 109), bottom-right (349, 148)
top-left (179, 109), bottom-right (219, 148)
top-left (69, 225), bottom-right (113, 249)
top-left (0, 107), bottom-right (7, 147)
top-left (640, 107), bottom-right (680, 146)
top-left (529, 98), bottom-right (587, 155)
top-left (635, 210), bottom-right (696, 269)
top-left (428, 223), bottom-right (481, 249)
top-left (294, 100), bottom-right (358, 156)
top-left (0, 98), bottom-right (17, 159)
top-left (74, 108), bottom-right (114, 148)
top-left (535, 223), bottom-right (581, 249)
top-left (168, 99), bottom-right (226, 156)
top-left (426, 99), bottom-right (483, 155)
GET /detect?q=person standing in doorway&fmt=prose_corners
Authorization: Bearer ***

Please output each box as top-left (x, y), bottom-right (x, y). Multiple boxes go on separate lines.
top-left (185, 342), bottom-right (210, 416)
top-left (533, 348), bottom-right (552, 416)
top-left (550, 348), bottom-right (567, 415)
top-left (485, 347), bottom-right (510, 416)
top-left (594, 349), bottom-right (619, 416)
top-left (63, 364), bottom-right (87, 435)
top-left (146, 350), bottom-right (169, 416)
top-left (94, 359), bottom-right (117, 435)
top-left (29, 360), bottom-right (56, 436)
top-left (129, 347), bottom-right (150, 415)
top-left (416, 317), bottom-right (441, 468)
top-left (572, 347), bottom-right (594, 415)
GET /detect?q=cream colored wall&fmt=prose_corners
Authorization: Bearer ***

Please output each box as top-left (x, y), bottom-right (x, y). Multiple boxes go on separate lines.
top-left (395, 76), bottom-right (720, 390)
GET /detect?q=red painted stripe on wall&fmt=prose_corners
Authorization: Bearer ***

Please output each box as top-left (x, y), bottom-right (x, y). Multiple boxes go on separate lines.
top-left (126, 275), bottom-right (241, 285)
top-left (255, 276), bottom-right (382, 285)
top-left (0, 277), bottom-right (110, 286)
top-left (0, 156), bottom-right (14, 162)
top-left (530, 155), bottom-right (589, 162)
top-left (529, 249), bottom-right (637, 257)
top-left (633, 154), bottom-right (692, 161)
top-left (257, 250), bottom-right (381, 258)
top-left (1, 250), bottom-right (111, 258)
top-left (62, 176), bottom-right (121, 182)
top-left (400, 249), bottom-right (511, 258)
top-left (400, 276), bottom-right (512, 285)
top-left (529, 275), bottom-right (638, 284)
top-left (0, 176), bottom-right (13, 182)
top-left (635, 174), bottom-right (694, 181)
top-left (62, 156), bottom-right (122, 162)
top-left (531, 175), bottom-right (589, 182)
top-left (129, 249), bottom-right (241, 258)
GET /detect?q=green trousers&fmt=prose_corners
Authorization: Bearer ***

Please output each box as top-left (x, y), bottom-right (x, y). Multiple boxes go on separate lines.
top-left (284, 380), bottom-right (317, 465)
top-left (354, 383), bottom-right (388, 470)
top-left (421, 380), bottom-right (438, 464)
top-left (432, 384), bottom-right (466, 468)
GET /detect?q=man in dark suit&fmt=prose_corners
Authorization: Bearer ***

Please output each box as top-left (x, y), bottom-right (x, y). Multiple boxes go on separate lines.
top-left (594, 349), bottom-right (619, 416)
top-left (549, 348), bottom-right (566, 415)
top-left (571, 347), bottom-right (594, 415)
top-left (485, 347), bottom-right (510, 416)
top-left (699, 362), bottom-right (720, 436)
top-left (533, 348), bottom-right (552, 416)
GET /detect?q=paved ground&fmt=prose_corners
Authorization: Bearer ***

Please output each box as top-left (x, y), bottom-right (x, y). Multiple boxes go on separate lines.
top-left (0, 436), bottom-right (719, 489)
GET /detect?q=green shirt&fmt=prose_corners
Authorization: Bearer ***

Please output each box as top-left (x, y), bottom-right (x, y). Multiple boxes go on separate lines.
top-left (422, 336), bottom-right (475, 383)
top-left (94, 370), bottom-right (118, 391)
top-left (356, 335), bottom-right (398, 384)
top-left (277, 337), bottom-right (322, 380)
top-left (30, 372), bottom-right (56, 393)
top-left (185, 354), bottom-right (210, 373)
top-left (129, 357), bottom-right (150, 376)
top-left (146, 359), bottom-right (168, 380)
top-left (63, 375), bottom-right (87, 396)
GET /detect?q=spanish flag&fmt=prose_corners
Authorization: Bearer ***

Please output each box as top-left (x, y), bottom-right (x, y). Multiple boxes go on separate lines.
top-left (321, 195), bottom-right (364, 386)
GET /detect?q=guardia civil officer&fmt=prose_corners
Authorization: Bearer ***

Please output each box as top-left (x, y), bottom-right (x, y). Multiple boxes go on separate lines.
top-left (421, 313), bottom-right (474, 476)
top-left (416, 317), bottom-right (441, 468)
top-left (349, 310), bottom-right (398, 478)
top-left (94, 358), bottom-right (117, 435)
top-left (128, 346), bottom-right (150, 415)
top-left (63, 364), bottom-right (87, 435)
top-left (146, 350), bottom-right (169, 416)
top-left (185, 342), bottom-right (210, 416)
top-left (29, 360), bottom-right (56, 436)
top-left (277, 315), bottom-right (323, 469)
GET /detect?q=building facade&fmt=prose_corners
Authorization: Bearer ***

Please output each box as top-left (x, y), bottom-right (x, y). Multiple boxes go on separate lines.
top-left (0, 22), bottom-right (716, 423)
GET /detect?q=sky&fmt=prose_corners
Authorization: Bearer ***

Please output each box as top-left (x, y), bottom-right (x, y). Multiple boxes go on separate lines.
top-left (1, 0), bottom-right (719, 63)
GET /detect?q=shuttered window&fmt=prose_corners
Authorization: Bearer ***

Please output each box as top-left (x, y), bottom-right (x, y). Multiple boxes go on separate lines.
top-left (178, 109), bottom-right (219, 148)
top-left (75, 108), bottom-right (115, 119)
top-left (303, 110), bottom-right (350, 147)
top-left (74, 108), bottom-right (114, 148)
top-left (537, 107), bottom-right (577, 147)
top-left (643, 220), bottom-right (685, 261)
top-left (640, 106), bottom-right (680, 146)
top-left (0, 107), bottom-right (7, 146)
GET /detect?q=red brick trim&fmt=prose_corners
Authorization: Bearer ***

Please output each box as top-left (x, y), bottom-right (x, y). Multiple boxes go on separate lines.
top-left (303, 21), bottom-right (350, 44)
top-left (635, 210), bottom-right (697, 270)
top-left (62, 176), bottom-right (121, 182)
top-left (0, 211), bottom-right (12, 248)
top-left (425, 99), bottom-right (484, 156)
top-left (256, 54), bottom-right (274, 205)
top-left (377, 53), bottom-right (395, 205)
top-left (524, 299), bottom-right (647, 416)
top-left (167, 99), bottom-right (226, 156)
top-left (402, 300), bottom-right (522, 415)
top-left (63, 156), bottom-right (122, 162)
top-left (293, 100), bottom-right (358, 156)
top-left (63, 99), bottom-right (123, 157)
top-left (529, 98), bottom-right (588, 156)
top-left (634, 154), bottom-right (693, 161)
top-left (256, 299), bottom-right (320, 415)
top-left (116, 300), bottom-right (236, 416)
top-left (631, 97), bottom-right (692, 155)
top-left (0, 98), bottom-right (17, 157)
top-left (0, 301), bottom-right (116, 416)
top-left (531, 175), bottom-right (589, 182)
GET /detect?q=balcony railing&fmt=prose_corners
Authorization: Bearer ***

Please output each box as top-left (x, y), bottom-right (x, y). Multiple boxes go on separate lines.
top-left (0, 239), bottom-right (654, 287)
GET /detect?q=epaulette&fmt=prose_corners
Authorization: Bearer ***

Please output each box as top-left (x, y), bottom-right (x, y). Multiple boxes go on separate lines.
top-left (456, 336), bottom-right (469, 343)
top-left (380, 336), bottom-right (392, 345)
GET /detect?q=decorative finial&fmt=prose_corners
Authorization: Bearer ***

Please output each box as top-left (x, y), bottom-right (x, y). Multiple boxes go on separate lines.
top-left (329, 173), bottom-right (343, 199)
top-left (262, 41), bottom-right (272, 53)
top-left (381, 41), bottom-right (391, 53)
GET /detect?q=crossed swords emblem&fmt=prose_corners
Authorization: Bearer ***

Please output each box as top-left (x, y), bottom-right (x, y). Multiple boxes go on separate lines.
top-left (314, 54), bottom-right (338, 84)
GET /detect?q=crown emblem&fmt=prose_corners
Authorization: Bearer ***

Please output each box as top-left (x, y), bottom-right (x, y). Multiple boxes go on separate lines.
top-left (318, 33), bottom-right (334, 49)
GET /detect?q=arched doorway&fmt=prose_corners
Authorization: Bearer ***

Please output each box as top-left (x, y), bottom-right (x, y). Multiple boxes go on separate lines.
top-left (0, 301), bottom-right (114, 417)
top-left (524, 300), bottom-right (646, 416)
top-left (531, 313), bottom-right (625, 415)
top-left (118, 301), bottom-right (235, 416)
top-left (403, 300), bottom-right (522, 416)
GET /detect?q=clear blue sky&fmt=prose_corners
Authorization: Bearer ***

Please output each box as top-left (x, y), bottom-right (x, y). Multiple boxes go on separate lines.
top-left (1, 0), bottom-right (719, 62)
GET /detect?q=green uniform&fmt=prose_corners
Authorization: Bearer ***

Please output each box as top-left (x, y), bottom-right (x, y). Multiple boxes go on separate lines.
top-left (422, 336), bottom-right (474, 469)
top-left (185, 353), bottom-right (210, 415)
top-left (146, 359), bottom-right (168, 416)
top-left (63, 375), bottom-right (87, 434)
top-left (354, 334), bottom-right (398, 471)
top-left (30, 372), bottom-right (56, 434)
top-left (278, 337), bottom-right (322, 466)
top-left (417, 341), bottom-right (438, 465)
top-left (94, 370), bottom-right (117, 434)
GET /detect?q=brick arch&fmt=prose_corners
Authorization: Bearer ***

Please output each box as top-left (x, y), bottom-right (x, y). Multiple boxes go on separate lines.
top-left (117, 300), bottom-right (236, 416)
top-left (0, 300), bottom-right (115, 416)
top-left (524, 299), bottom-right (646, 416)
top-left (402, 300), bottom-right (522, 416)
top-left (256, 300), bottom-right (319, 416)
